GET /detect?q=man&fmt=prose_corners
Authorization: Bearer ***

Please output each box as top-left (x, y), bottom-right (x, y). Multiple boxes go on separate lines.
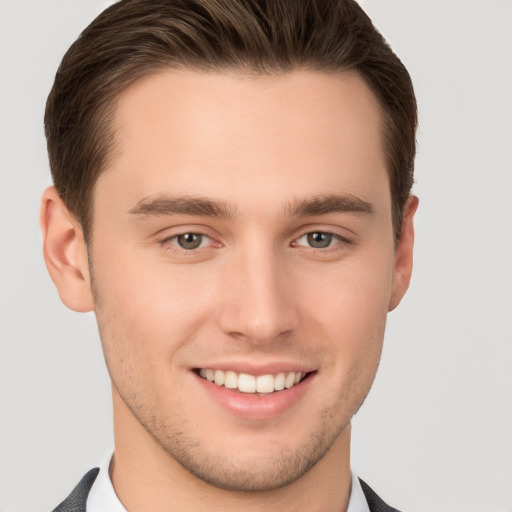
top-left (40, 0), bottom-right (418, 510)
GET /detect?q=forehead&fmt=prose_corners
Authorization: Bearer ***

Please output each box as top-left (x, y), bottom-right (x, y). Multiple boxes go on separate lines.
top-left (98, 69), bottom-right (389, 217)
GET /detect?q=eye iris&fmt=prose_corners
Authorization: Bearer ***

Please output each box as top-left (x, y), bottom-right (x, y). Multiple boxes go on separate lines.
top-left (307, 232), bottom-right (332, 248)
top-left (177, 233), bottom-right (202, 250)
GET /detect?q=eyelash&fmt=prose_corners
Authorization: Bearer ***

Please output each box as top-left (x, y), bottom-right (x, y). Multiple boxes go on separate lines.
top-left (160, 232), bottom-right (217, 253)
top-left (159, 229), bottom-right (351, 253)
top-left (292, 231), bottom-right (351, 251)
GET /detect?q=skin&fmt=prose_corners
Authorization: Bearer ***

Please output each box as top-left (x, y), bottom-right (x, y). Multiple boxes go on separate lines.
top-left (41, 69), bottom-right (417, 512)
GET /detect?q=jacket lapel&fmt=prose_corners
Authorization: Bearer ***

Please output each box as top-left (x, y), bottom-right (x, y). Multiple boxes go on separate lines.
top-left (52, 468), bottom-right (99, 512)
top-left (359, 478), bottom-right (401, 512)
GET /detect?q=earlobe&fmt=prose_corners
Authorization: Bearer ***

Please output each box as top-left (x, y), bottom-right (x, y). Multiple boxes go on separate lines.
top-left (40, 186), bottom-right (94, 312)
top-left (388, 195), bottom-right (419, 312)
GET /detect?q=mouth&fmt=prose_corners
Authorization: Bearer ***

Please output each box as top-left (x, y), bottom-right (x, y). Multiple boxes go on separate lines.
top-left (195, 368), bottom-right (311, 395)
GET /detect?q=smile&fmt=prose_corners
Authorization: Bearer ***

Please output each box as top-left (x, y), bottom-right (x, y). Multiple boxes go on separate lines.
top-left (198, 368), bottom-right (307, 394)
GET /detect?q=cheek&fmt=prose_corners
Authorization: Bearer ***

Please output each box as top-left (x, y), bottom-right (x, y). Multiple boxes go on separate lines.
top-left (297, 254), bottom-right (393, 370)
top-left (90, 243), bottom-right (219, 369)
top-left (300, 251), bottom-right (393, 325)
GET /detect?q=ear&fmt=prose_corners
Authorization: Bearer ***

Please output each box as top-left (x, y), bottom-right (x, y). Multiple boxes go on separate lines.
top-left (40, 186), bottom-right (94, 312)
top-left (388, 195), bottom-right (419, 312)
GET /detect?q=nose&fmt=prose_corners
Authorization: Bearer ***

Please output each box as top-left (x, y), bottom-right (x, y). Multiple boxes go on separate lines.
top-left (217, 246), bottom-right (299, 345)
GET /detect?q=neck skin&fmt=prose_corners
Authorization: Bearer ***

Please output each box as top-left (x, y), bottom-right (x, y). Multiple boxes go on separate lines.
top-left (110, 388), bottom-right (352, 512)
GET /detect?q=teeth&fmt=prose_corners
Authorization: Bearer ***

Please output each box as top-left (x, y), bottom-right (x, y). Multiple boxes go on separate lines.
top-left (256, 374), bottom-right (274, 393)
top-left (225, 371), bottom-right (238, 389)
top-left (198, 369), bottom-right (306, 394)
top-left (274, 372), bottom-right (285, 391)
top-left (214, 369), bottom-right (224, 386)
top-left (284, 372), bottom-right (295, 389)
top-left (238, 373), bottom-right (256, 393)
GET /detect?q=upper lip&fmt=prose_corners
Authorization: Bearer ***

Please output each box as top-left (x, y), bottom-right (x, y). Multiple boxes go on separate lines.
top-left (192, 361), bottom-right (316, 376)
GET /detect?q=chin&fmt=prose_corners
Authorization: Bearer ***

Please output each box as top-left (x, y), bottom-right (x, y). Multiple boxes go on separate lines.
top-left (170, 447), bottom-right (325, 492)
top-left (152, 415), bottom-right (350, 492)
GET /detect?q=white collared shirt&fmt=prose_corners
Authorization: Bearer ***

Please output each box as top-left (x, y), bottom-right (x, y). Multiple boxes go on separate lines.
top-left (86, 452), bottom-right (370, 512)
top-left (86, 452), bottom-right (127, 512)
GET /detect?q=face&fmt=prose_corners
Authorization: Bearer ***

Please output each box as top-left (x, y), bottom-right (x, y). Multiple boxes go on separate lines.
top-left (85, 69), bottom-right (411, 491)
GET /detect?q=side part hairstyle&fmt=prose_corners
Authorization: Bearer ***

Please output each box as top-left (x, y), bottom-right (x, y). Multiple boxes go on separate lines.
top-left (45, 0), bottom-right (417, 243)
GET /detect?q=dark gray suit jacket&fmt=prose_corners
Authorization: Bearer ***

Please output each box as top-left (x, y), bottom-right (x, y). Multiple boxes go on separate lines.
top-left (52, 468), bottom-right (401, 512)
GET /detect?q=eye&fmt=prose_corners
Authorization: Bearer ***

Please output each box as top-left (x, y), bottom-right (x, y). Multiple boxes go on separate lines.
top-left (295, 231), bottom-right (343, 249)
top-left (166, 233), bottom-right (210, 250)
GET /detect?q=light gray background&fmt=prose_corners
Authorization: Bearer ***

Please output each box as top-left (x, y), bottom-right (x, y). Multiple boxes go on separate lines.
top-left (1, 1), bottom-right (511, 511)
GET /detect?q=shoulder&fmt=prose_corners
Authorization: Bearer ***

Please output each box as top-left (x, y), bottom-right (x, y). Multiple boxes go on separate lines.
top-left (359, 478), bottom-right (402, 512)
top-left (51, 468), bottom-right (99, 512)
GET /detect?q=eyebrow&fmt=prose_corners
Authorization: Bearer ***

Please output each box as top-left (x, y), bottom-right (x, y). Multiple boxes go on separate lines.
top-left (127, 193), bottom-right (374, 219)
top-left (127, 195), bottom-right (236, 218)
top-left (285, 193), bottom-right (375, 217)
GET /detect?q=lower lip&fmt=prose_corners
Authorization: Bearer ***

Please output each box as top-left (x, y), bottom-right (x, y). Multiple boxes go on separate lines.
top-left (194, 372), bottom-right (315, 420)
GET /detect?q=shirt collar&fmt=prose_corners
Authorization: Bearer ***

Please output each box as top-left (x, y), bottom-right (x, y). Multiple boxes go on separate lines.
top-left (86, 451), bottom-right (127, 512)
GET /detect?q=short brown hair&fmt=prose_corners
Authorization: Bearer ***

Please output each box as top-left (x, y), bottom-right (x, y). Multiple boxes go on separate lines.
top-left (45, 0), bottom-right (417, 242)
